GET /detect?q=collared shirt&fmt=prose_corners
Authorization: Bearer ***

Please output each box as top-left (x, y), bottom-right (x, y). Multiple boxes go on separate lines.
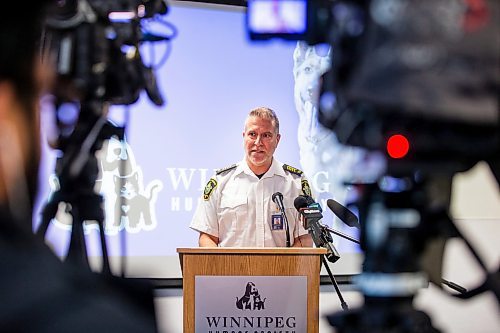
top-left (190, 158), bottom-right (310, 247)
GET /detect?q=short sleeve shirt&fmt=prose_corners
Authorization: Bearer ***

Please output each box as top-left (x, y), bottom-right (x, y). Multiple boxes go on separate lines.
top-left (190, 158), bottom-right (311, 247)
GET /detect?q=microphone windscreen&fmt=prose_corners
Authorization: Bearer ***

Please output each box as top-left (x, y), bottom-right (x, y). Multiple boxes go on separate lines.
top-left (293, 195), bottom-right (310, 211)
top-left (326, 199), bottom-right (360, 228)
top-left (304, 195), bottom-right (315, 205)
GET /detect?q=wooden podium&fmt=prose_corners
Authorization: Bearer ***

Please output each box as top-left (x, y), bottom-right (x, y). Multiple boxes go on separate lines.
top-left (177, 247), bottom-right (326, 333)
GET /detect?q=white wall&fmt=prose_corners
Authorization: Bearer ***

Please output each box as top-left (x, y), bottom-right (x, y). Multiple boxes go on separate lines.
top-left (451, 162), bottom-right (500, 219)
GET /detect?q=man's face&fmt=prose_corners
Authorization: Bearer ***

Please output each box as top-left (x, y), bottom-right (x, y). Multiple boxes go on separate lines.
top-left (243, 116), bottom-right (280, 174)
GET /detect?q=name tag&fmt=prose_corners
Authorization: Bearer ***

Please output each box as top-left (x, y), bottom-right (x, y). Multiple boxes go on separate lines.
top-left (271, 213), bottom-right (284, 230)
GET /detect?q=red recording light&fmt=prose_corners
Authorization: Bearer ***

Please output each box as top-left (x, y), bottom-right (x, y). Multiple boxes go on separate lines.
top-left (387, 134), bottom-right (410, 159)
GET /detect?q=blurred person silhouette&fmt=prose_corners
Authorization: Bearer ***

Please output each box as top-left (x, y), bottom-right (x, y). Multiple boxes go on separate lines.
top-left (0, 2), bottom-right (158, 332)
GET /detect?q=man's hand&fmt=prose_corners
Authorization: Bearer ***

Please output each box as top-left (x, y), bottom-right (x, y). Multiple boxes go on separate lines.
top-left (292, 234), bottom-right (313, 247)
top-left (199, 232), bottom-right (219, 247)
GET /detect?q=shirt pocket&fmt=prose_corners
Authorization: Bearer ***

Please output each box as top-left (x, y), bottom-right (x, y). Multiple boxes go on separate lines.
top-left (219, 195), bottom-right (248, 233)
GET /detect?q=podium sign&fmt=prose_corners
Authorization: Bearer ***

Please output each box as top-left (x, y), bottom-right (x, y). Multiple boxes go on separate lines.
top-left (177, 247), bottom-right (326, 332)
top-left (195, 276), bottom-right (307, 332)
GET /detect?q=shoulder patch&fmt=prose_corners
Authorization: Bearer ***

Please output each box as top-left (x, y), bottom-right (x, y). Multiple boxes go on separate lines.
top-left (283, 164), bottom-right (303, 176)
top-left (203, 178), bottom-right (218, 200)
top-left (216, 163), bottom-right (237, 175)
top-left (301, 179), bottom-right (312, 197)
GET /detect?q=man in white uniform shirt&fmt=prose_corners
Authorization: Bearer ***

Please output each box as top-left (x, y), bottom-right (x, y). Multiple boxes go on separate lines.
top-left (190, 107), bottom-right (313, 247)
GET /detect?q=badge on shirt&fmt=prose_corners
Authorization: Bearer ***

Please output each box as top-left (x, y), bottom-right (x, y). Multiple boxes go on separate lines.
top-left (203, 178), bottom-right (217, 200)
top-left (301, 179), bottom-right (312, 197)
top-left (271, 213), bottom-right (284, 230)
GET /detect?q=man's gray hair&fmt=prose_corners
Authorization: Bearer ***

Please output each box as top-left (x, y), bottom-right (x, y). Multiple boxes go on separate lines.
top-left (247, 107), bottom-right (280, 134)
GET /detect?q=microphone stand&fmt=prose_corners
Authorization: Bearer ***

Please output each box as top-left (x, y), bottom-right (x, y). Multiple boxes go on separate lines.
top-left (300, 207), bottom-right (348, 310)
top-left (283, 213), bottom-right (291, 248)
top-left (324, 225), bottom-right (360, 244)
top-left (273, 192), bottom-right (291, 247)
top-left (322, 255), bottom-right (349, 311)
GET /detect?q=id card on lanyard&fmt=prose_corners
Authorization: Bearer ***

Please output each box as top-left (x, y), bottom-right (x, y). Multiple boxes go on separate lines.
top-left (271, 213), bottom-right (284, 230)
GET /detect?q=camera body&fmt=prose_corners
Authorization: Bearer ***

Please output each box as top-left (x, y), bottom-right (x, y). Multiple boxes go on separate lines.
top-left (44, 0), bottom-right (167, 106)
top-left (248, 0), bottom-right (499, 173)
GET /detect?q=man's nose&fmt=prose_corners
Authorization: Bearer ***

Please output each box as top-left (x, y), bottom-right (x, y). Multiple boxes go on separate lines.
top-left (254, 135), bottom-right (262, 145)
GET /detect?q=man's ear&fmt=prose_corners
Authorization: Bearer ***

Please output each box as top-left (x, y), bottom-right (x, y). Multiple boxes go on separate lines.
top-left (276, 133), bottom-right (281, 145)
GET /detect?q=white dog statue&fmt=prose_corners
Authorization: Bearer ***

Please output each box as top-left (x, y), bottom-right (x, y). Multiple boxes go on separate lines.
top-left (293, 41), bottom-right (385, 234)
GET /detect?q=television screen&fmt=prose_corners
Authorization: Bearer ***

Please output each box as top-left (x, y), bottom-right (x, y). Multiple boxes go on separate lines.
top-left (247, 0), bottom-right (307, 37)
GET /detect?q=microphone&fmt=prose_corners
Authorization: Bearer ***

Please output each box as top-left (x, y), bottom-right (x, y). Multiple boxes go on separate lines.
top-left (294, 195), bottom-right (323, 212)
top-left (326, 199), bottom-right (360, 228)
top-left (294, 195), bottom-right (340, 263)
top-left (272, 192), bottom-right (291, 247)
top-left (293, 195), bottom-right (311, 210)
top-left (293, 195), bottom-right (323, 231)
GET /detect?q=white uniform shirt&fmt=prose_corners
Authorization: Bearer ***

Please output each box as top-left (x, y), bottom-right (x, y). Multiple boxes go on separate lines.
top-left (190, 158), bottom-right (311, 247)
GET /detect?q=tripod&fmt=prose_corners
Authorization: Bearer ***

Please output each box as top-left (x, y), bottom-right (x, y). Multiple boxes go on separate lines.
top-left (36, 102), bottom-right (123, 274)
top-left (325, 174), bottom-right (489, 333)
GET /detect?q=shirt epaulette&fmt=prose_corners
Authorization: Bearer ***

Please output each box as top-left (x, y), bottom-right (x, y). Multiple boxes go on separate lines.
top-left (283, 164), bottom-right (303, 176)
top-left (216, 163), bottom-right (237, 175)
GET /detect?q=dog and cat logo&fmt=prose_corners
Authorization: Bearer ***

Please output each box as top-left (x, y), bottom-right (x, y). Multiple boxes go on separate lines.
top-left (235, 282), bottom-right (267, 311)
top-left (198, 277), bottom-right (304, 332)
top-left (48, 136), bottom-right (162, 235)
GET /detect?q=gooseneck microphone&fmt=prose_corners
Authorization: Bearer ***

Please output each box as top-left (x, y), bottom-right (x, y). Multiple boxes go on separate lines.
top-left (272, 192), bottom-right (291, 247)
top-left (294, 195), bottom-right (340, 263)
top-left (326, 199), bottom-right (360, 228)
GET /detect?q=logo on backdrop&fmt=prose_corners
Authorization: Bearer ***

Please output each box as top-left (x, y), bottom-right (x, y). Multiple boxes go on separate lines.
top-left (49, 137), bottom-right (163, 234)
top-left (235, 282), bottom-right (267, 311)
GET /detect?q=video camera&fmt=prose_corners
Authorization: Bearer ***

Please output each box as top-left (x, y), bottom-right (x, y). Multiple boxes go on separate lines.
top-left (40, 0), bottom-right (172, 170)
top-left (247, 1), bottom-right (499, 331)
top-left (247, 0), bottom-right (499, 175)
top-left (43, 0), bottom-right (168, 107)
